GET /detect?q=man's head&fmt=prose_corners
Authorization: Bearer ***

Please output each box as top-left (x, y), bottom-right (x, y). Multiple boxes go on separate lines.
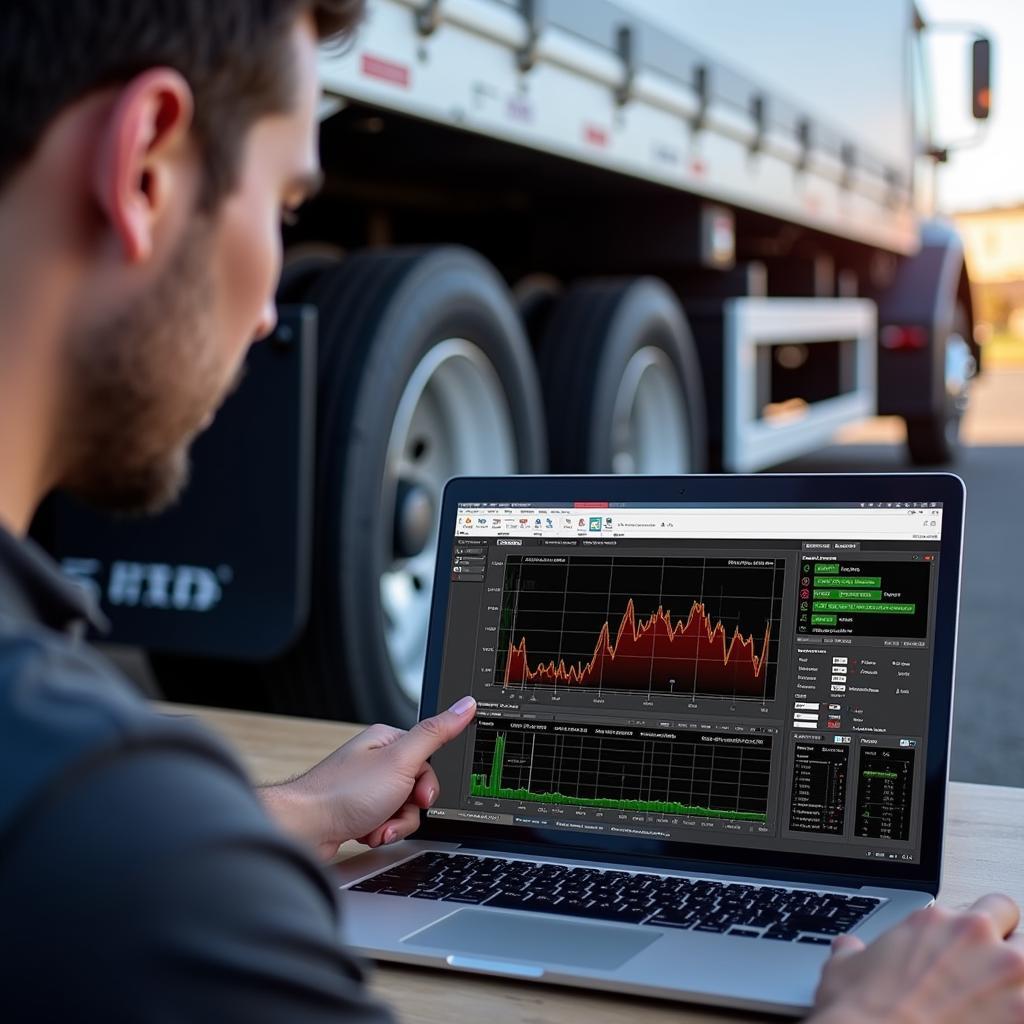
top-left (0, 1), bottom-right (363, 524)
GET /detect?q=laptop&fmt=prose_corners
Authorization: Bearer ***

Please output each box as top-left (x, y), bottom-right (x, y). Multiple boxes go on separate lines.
top-left (334, 473), bottom-right (964, 1015)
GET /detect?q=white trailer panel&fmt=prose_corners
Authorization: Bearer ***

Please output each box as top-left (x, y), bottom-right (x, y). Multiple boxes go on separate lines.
top-left (618, 0), bottom-right (916, 186)
top-left (319, 0), bottom-right (918, 254)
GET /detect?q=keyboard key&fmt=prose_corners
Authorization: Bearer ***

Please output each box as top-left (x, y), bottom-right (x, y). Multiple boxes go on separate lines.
top-left (606, 907), bottom-right (653, 924)
top-left (522, 895), bottom-right (564, 912)
top-left (785, 914), bottom-right (845, 935)
top-left (542, 899), bottom-right (600, 918)
top-left (484, 892), bottom-right (537, 911)
top-left (646, 908), bottom-right (696, 929)
top-left (349, 881), bottom-right (386, 893)
top-left (647, 916), bottom-right (695, 931)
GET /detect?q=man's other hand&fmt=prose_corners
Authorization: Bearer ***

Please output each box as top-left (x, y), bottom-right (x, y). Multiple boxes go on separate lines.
top-left (260, 696), bottom-right (477, 860)
top-left (812, 893), bottom-right (1024, 1024)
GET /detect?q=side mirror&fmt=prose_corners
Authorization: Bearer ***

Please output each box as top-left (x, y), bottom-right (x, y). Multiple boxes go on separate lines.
top-left (972, 37), bottom-right (991, 120)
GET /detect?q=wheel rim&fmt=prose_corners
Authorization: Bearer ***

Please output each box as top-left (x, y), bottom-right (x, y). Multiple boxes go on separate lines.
top-left (609, 346), bottom-right (692, 474)
top-left (380, 340), bottom-right (518, 703)
top-left (943, 328), bottom-right (976, 447)
top-left (945, 331), bottom-right (975, 414)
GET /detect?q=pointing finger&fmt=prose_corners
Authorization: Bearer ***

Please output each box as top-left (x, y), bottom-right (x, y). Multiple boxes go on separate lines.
top-left (390, 696), bottom-right (477, 769)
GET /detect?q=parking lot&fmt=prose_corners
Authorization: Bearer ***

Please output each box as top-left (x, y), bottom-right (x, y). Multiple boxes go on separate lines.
top-left (780, 366), bottom-right (1024, 786)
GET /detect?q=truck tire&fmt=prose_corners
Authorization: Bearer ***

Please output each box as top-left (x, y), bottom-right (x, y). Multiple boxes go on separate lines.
top-left (905, 304), bottom-right (974, 465)
top-left (513, 273), bottom-right (562, 346)
top-left (291, 246), bottom-right (545, 724)
top-left (277, 243), bottom-right (343, 301)
top-left (538, 278), bottom-right (707, 473)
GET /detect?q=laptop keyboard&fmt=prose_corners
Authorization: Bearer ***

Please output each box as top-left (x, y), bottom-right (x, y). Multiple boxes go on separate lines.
top-left (347, 852), bottom-right (881, 943)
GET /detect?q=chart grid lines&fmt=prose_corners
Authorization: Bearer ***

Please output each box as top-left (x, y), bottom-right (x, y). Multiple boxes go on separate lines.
top-left (494, 554), bottom-right (786, 701)
top-left (469, 721), bottom-right (773, 822)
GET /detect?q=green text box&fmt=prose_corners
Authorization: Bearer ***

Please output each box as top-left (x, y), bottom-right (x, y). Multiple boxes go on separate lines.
top-left (812, 601), bottom-right (916, 614)
top-left (813, 576), bottom-right (882, 588)
top-left (813, 589), bottom-right (882, 601)
top-left (813, 563), bottom-right (840, 574)
top-left (811, 613), bottom-right (838, 625)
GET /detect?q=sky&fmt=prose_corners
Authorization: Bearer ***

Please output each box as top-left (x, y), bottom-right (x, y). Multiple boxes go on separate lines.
top-left (921, 0), bottom-right (1024, 213)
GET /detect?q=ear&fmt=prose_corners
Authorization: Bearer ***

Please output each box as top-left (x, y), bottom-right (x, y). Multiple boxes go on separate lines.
top-left (91, 68), bottom-right (195, 264)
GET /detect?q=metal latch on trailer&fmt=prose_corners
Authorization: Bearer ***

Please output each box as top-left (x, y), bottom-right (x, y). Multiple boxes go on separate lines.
top-left (722, 299), bottom-right (877, 472)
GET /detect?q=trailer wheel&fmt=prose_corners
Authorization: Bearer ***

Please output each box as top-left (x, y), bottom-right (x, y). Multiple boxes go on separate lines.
top-left (513, 273), bottom-right (562, 346)
top-left (906, 304), bottom-right (975, 465)
top-left (277, 243), bottom-right (343, 302)
top-left (538, 278), bottom-right (706, 473)
top-left (292, 247), bottom-right (544, 724)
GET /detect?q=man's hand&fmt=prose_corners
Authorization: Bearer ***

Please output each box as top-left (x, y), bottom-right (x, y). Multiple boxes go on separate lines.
top-left (811, 894), bottom-right (1024, 1024)
top-left (260, 695), bottom-right (477, 860)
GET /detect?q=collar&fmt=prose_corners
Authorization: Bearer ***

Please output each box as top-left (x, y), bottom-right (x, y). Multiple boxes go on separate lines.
top-left (0, 522), bottom-right (109, 635)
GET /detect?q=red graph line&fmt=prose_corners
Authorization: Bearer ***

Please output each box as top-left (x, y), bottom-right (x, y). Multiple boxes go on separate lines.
top-left (502, 598), bottom-right (773, 695)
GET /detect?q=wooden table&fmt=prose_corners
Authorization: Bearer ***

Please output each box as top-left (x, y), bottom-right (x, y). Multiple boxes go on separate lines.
top-left (159, 702), bottom-right (1024, 1024)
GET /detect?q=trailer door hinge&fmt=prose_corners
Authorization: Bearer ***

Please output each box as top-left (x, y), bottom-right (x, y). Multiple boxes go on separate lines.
top-left (797, 118), bottom-right (813, 172)
top-left (841, 143), bottom-right (857, 191)
top-left (749, 93), bottom-right (767, 154)
top-left (615, 24), bottom-right (636, 105)
top-left (693, 65), bottom-right (710, 131)
top-left (415, 0), bottom-right (442, 37)
top-left (516, 0), bottom-right (543, 72)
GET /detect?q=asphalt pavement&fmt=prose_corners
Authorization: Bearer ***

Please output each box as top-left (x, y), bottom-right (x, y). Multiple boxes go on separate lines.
top-left (776, 367), bottom-right (1024, 787)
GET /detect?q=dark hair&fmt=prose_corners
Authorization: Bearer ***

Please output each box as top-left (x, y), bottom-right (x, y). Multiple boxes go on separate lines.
top-left (0, 0), bottom-right (364, 208)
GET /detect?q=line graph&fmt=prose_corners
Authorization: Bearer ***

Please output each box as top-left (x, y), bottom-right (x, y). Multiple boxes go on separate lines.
top-left (503, 598), bottom-right (772, 693)
top-left (494, 555), bottom-right (785, 701)
top-left (468, 720), bottom-right (772, 822)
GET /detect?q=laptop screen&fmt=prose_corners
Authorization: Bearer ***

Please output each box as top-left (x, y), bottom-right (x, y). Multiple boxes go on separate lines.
top-left (427, 500), bottom-right (944, 867)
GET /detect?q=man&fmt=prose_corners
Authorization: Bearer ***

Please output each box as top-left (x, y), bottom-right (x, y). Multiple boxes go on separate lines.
top-left (0, 2), bottom-right (1021, 1021)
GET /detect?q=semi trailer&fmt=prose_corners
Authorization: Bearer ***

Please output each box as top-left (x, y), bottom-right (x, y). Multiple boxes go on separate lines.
top-left (39, 0), bottom-right (991, 726)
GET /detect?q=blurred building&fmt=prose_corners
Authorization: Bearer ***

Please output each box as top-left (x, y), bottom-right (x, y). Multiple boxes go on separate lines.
top-left (954, 206), bottom-right (1024, 336)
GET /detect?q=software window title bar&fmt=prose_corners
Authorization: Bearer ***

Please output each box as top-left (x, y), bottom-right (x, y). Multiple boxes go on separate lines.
top-left (455, 506), bottom-right (943, 542)
top-left (466, 501), bottom-right (944, 510)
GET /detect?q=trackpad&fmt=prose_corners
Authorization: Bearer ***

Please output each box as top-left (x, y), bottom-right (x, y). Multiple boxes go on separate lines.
top-left (403, 909), bottom-right (660, 970)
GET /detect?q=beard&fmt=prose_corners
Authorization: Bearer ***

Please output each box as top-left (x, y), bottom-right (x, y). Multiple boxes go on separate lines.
top-left (62, 220), bottom-right (239, 517)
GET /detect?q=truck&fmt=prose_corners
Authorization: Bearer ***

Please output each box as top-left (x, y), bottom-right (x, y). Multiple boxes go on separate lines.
top-left (39, 0), bottom-right (991, 726)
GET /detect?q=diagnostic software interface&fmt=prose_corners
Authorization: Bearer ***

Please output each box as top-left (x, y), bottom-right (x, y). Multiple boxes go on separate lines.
top-left (427, 501), bottom-right (945, 865)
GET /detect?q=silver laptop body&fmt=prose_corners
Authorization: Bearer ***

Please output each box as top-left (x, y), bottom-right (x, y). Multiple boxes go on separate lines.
top-left (334, 474), bottom-right (964, 1016)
